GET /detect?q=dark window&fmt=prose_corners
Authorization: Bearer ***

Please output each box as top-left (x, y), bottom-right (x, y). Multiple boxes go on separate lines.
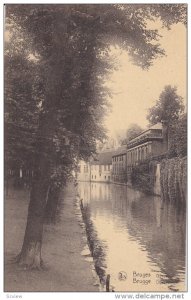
top-left (84, 165), bottom-right (88, 173)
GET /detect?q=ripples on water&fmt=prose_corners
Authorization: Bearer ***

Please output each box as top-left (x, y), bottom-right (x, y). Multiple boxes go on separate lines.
top-left (78, 182), bottom-right (186, 292)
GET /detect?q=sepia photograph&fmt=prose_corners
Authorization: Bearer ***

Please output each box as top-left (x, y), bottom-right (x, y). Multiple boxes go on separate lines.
top-left (4, 3), bottom-right (187, 294)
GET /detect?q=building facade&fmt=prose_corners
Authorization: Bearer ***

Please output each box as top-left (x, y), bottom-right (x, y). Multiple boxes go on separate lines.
top-left (77, 152), bottom-right (113, 183)
top-left (77, 123), bottom-right (168, 186)
top-left (112, 146), bottom-right (127, 184)
top-left (126, 123), bottom-right (168, 182)
top-left (76, 160), bottom-right (91, 182)
top-left (90, 151), bottom-right (113, 183)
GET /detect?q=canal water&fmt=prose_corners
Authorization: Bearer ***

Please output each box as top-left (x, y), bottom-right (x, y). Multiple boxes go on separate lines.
top-left (78, 182), bottom-right (186, 292)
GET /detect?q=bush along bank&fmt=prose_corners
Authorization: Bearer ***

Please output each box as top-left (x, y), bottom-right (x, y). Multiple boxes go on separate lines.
top-left (131, 156), bottom-right (187, 206)
top-left (131, 159), bottom-right (159, 195)
top-left (160, 156), bottom-right (186, 205)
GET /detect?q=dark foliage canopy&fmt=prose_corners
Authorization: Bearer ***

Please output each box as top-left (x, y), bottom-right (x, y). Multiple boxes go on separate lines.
top-left (5, 4), bottom-right (187, 183)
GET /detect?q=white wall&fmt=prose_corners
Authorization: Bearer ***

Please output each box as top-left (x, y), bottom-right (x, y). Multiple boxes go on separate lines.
top-left (77, 161), bottom-right (91, 182)
top-left (90, 164), bottom-right (112, 183)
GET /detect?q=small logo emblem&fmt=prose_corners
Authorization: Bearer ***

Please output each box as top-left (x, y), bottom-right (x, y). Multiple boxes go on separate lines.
top-left (118, 271), bottom-right (127, 281)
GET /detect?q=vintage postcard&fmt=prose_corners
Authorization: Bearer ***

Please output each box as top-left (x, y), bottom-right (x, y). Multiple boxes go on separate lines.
top-left (4, 2), bottom-right (187, 297)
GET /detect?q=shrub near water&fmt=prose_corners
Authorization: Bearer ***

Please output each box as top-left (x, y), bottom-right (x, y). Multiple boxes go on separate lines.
top-left (131, 160), bottom-right (158, 194)
top-left (80, 204), bottom-right (107, 283)
top-left (131, 157), bottom-right (186, 205)
top-left (160, 157), bottom-right (187, 205)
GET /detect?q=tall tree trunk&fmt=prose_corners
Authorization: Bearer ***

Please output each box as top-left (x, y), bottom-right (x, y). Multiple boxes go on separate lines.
top-left (15, 13), bottom-right (72, 269)
top-left (16, 159), bottom-right (50, 270)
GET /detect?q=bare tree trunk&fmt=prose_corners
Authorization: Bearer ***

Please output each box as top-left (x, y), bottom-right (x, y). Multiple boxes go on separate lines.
top-left (16, 159), bottom-right (50, 270)
top-left (15, 16), bottom-right (72, 270)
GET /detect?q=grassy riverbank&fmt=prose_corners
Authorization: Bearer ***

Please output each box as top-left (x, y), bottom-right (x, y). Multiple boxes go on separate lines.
top-left (4, 184), bottom-right (98, 292)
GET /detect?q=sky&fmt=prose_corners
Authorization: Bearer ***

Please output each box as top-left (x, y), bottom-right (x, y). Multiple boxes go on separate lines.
top-left (104, 22), bottom-right (187, 139)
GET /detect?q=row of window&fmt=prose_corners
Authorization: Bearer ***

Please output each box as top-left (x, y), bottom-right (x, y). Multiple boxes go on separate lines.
top-left (112, 155), bottom-right (126, 162)
top-left (78, 147), bottom-right (149, 173)
top-left (77, 165), bottom-right (90, 173)
top-left (96, 164), bottom-right (111, 171)
top-left (127, 146), bottom-right (150, 164)
top-left (84, 166), bottom-right (89, 173)
top-left (78, 164), bottom-right (111, 173)
top-left (91, 175), bottom-right (111, 181)
top-left (112, 165), bottom-right (126, 173)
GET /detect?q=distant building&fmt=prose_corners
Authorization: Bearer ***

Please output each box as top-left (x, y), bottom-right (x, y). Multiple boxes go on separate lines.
top-left (96, 137), bottom-right (120, 153)
top-left (126, 122), bottom-right (168, 182)
top-left (76, 152), bottom-right (113, 183)
top-left (76, 160), bottom-right (91, 182)
top-left (112, 146), bottom-right (127, 184)
top-left (90, 151), bottom-right (113, 183)
top-left (77, 123), bottom-right (168, 186)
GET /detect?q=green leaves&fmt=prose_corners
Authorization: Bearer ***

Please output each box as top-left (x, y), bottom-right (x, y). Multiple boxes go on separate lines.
top-left (146, 86), bottom-right (186, 159)
top-left (147, 85), bottom-right (184, 125)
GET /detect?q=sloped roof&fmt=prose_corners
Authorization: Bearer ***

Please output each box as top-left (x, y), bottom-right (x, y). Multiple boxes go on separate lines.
top-left (149, 123), bottom-right (162, 130)
top-left (91, 151), bottom-right (113, 165)
top-left (132, 123), bottom-right (162, 139)
top-left (126, 123), bottom-right (162, 142)
top-left (112, 145), bottom-right (127, 157)
top-left (126, 122), bottom-right (163, 149)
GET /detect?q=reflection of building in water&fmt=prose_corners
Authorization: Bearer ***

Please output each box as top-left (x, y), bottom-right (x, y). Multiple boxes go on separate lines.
top-left (78, 181), bottom-right (91, 205)
top-left (89, 182), bottom-right (111, 202)
top-left (124, 194), bottom-right (186, 286)
top-left (78, 181), bottom-right (186, 291)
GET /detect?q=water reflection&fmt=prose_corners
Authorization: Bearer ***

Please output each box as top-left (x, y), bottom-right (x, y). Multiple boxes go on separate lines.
top-left (78, 182), bottom-right (186, 292)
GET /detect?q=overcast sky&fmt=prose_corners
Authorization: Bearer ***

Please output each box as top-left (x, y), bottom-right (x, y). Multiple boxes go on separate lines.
top-left (104, 22), bottom-right (186, 138)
